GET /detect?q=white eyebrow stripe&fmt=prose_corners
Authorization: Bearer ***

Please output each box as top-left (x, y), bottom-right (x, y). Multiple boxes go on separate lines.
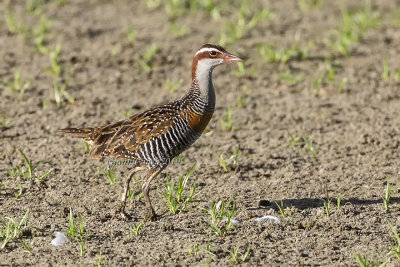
top-left (195, 47), bottom-right (220, 55)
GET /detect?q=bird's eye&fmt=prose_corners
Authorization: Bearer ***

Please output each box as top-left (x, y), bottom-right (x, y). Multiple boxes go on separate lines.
top-left (210, 51), bottom-right (217, 57)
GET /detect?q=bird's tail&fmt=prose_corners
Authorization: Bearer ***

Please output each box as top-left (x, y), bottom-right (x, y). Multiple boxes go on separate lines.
top-left (58, 127), bottom-right (95, 140)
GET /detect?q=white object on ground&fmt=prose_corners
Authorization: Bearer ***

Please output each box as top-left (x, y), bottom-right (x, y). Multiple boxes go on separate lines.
top-left (255, 215), bottom-right (281, 223)
top-left (51, 232), bottom-right (68, 246)
top-left (222, 218), bottom-right (240, 224)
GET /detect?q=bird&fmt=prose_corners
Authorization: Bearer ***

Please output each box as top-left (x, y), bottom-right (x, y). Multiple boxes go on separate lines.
top-left (59, 43), bottom-right (243, 221)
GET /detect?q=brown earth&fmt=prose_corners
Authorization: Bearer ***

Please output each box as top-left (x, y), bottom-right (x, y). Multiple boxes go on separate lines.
top-left (1, 0), bottom-right (400, 266)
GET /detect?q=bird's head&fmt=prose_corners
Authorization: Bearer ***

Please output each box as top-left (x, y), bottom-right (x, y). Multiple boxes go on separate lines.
top-left (192, 44), bottom-right (243, 82)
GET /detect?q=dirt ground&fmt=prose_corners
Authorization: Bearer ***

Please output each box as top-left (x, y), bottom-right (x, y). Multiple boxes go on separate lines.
top-left (1, 0), bottom-right (400, 266)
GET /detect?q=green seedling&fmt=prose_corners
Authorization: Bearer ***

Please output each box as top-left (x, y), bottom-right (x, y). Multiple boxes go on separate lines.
top-left (290, 135), bottom-right (298, 151)
top-left (0, 209), bottom-right (30, 249)
top-left (208, 148), bottom-right (228, 172)
top-left (129, 221), bottom-right (144, 236)
top-left (219, 3), bottom-right (273, 46)
top-left (164, 78), bottom-right (182, 93)
top-left (229, 246), bottom-right (251, 264)
top-left (163, 163), bottom-right (197, 214)
top-left (330, 0), bottom-right (380, 56)
top-left (388, 223), bottom-right (400, 260)
top-left (95, 250), bottom-right (103, 267)
top-left (1, 115), bottom-right (12, 127)
top-left (169, 22), bottom-right (189, 37)
top-left (354, 253), bottom-right (370, 267)
top-left (8, 68), bottom-right (30, 98)
top-left (236, 95), bottom-right (243, 108)
top-left (381, 58), bottom-right (400, 82)
top-left (66, 208), bottom-right (88, 256)
top-left (353, 252), bottom-right (384, 267)
top-left (207, 199), bottom-right (236, 237)
top-left (382, 179), bottom-right (399, 212)
top-left (127, 27), bottom-right (137, 43)
top-left (337, 193), bottom-right (344, 209)
top-left (15, 185), bottom-right (23, 199)
top-left (32, 15), bottom-right (52, 55)
top-left (188, 243), bottom-right (200, 256)
top-left (5, 9), bottom-right (26, 36)
top-left (274, 200), bottom-right (286, 217)
top-left (138, 43), bottom-right (159, 72)
top-left (20, 239), bottom-right (33, 254)
top-left (234, 62), bottom-right (257, 77)
top-left (323, 186), bottom-right (332, 217)
top-left (106, 165), bottom-right (117, 184)
top-left (298, 0), bottom-right (323, 11)
top-left (323, 199), bottom-right (331, 217)
top-left (27, 0), bottom-right (46, 14)
top-left (276, 70), bottom-right (304, 84)
top-left (258, 41), bottom-right (309, 64)
top-left (143, 0), bottom-right (162, 9)
top-left (304, 137), bottom-right (316, 157)
top-left (382, 58), bottom-right (390, 82)
top-left (48, 44), bottom-right (76, 106)
top-left (15, 149), bottom-right (52, 183)
top-left (221, 106), bottom-right (234, 132)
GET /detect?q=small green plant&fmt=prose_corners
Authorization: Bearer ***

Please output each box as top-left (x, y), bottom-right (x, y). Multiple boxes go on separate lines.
top-left (14, 149), bottom-right (52, 183)
top-left (382, 178), bottom-right (399, 212)
top-left (381, 58), bottom-right (400, 82)
top-left (337, 193), bottom-right (344, 209)
top-left (169, 22), bottom-right (189, 37)
top-left (234, 62), bottom-right (257, 77)
top-left (0, 209), bottom-right (30, 249)
top-left (129, 221), bottom-right (144, 236)
top-left (290, 135), bottom-right (298, 150)
top-left (188, 243), bottom-right (200, 256)
top-left (5, 9), bottom-right (26, 36)
top-left (32, 15), bottom-right (52, 55)
top-left (274, 200), bottom-right (286, 218)
top-left (330, 0), bottom-right (380, 56)
top-left (20, 239), bottom-right (33, 254)
top-left (94, 250), bottom-right (103, 267)
top-left (66, 208), bottom-right (88, 256)
top-left (298, 0), bottom-right (323, 11)
top-left (106, 165), bottom-right (117, 184)
top-left (276, 70), bottom-right (304, 84)
top-left (323, 186), bottom-right (332, 217)
top-left (219, 3), bottom-right (273, 46)
top-left (304, 137), bottom-right (316, 157)
top-left (15, 185), bottom-right (23, 199)
top-left (229, 246), bottom-right (251, 264)
top-left (138, 43), bottom-right (159, 72)
top-left (8, 68), bottom-right (30, 98)
top-left (164, 78), bottom-right (182, 93)
top-left (163, 163), bottom-right (197, 214)
top-left (388, 223), bottom-right (400, 260)
top-left (207, 199), bottom-right (236, 237)
top-left (221, 106), bottom-right (234, 132)
top-left (47, 44), bottom-right (75, 106)
top-left (127, 27), bottom-right (137, 43)
top-left (1, 114), bottom-right (12, 127)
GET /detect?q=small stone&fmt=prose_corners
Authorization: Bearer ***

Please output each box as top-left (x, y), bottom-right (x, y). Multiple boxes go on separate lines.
top-left (255, 215), bottom-right (281, 223)
top-left (51, 232), bottom-right (68, 246)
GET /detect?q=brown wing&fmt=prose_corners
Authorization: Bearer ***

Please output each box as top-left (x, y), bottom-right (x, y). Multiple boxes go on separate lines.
top-left (89, 104), bottom-right (179, 159)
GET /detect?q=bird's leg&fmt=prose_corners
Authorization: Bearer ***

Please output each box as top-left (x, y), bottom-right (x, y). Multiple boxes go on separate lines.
top-left (119, 166), bottom-right (146, 219)
top-left (142, 168), bottom-right (163, 221)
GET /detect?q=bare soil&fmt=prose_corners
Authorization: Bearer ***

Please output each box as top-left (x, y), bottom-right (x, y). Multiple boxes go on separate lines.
top-left (1, 0), bottom-right (400, 266)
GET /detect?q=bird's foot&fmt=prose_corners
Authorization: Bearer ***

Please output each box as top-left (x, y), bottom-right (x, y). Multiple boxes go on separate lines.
top-left (144, 209), bottom-right (158, 221)
top-left (113, 204), bottom-right (132, 220)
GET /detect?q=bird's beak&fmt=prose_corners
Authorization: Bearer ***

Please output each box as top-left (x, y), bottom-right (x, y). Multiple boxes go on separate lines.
top-left (222, 53), bottom-right (243, 62)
